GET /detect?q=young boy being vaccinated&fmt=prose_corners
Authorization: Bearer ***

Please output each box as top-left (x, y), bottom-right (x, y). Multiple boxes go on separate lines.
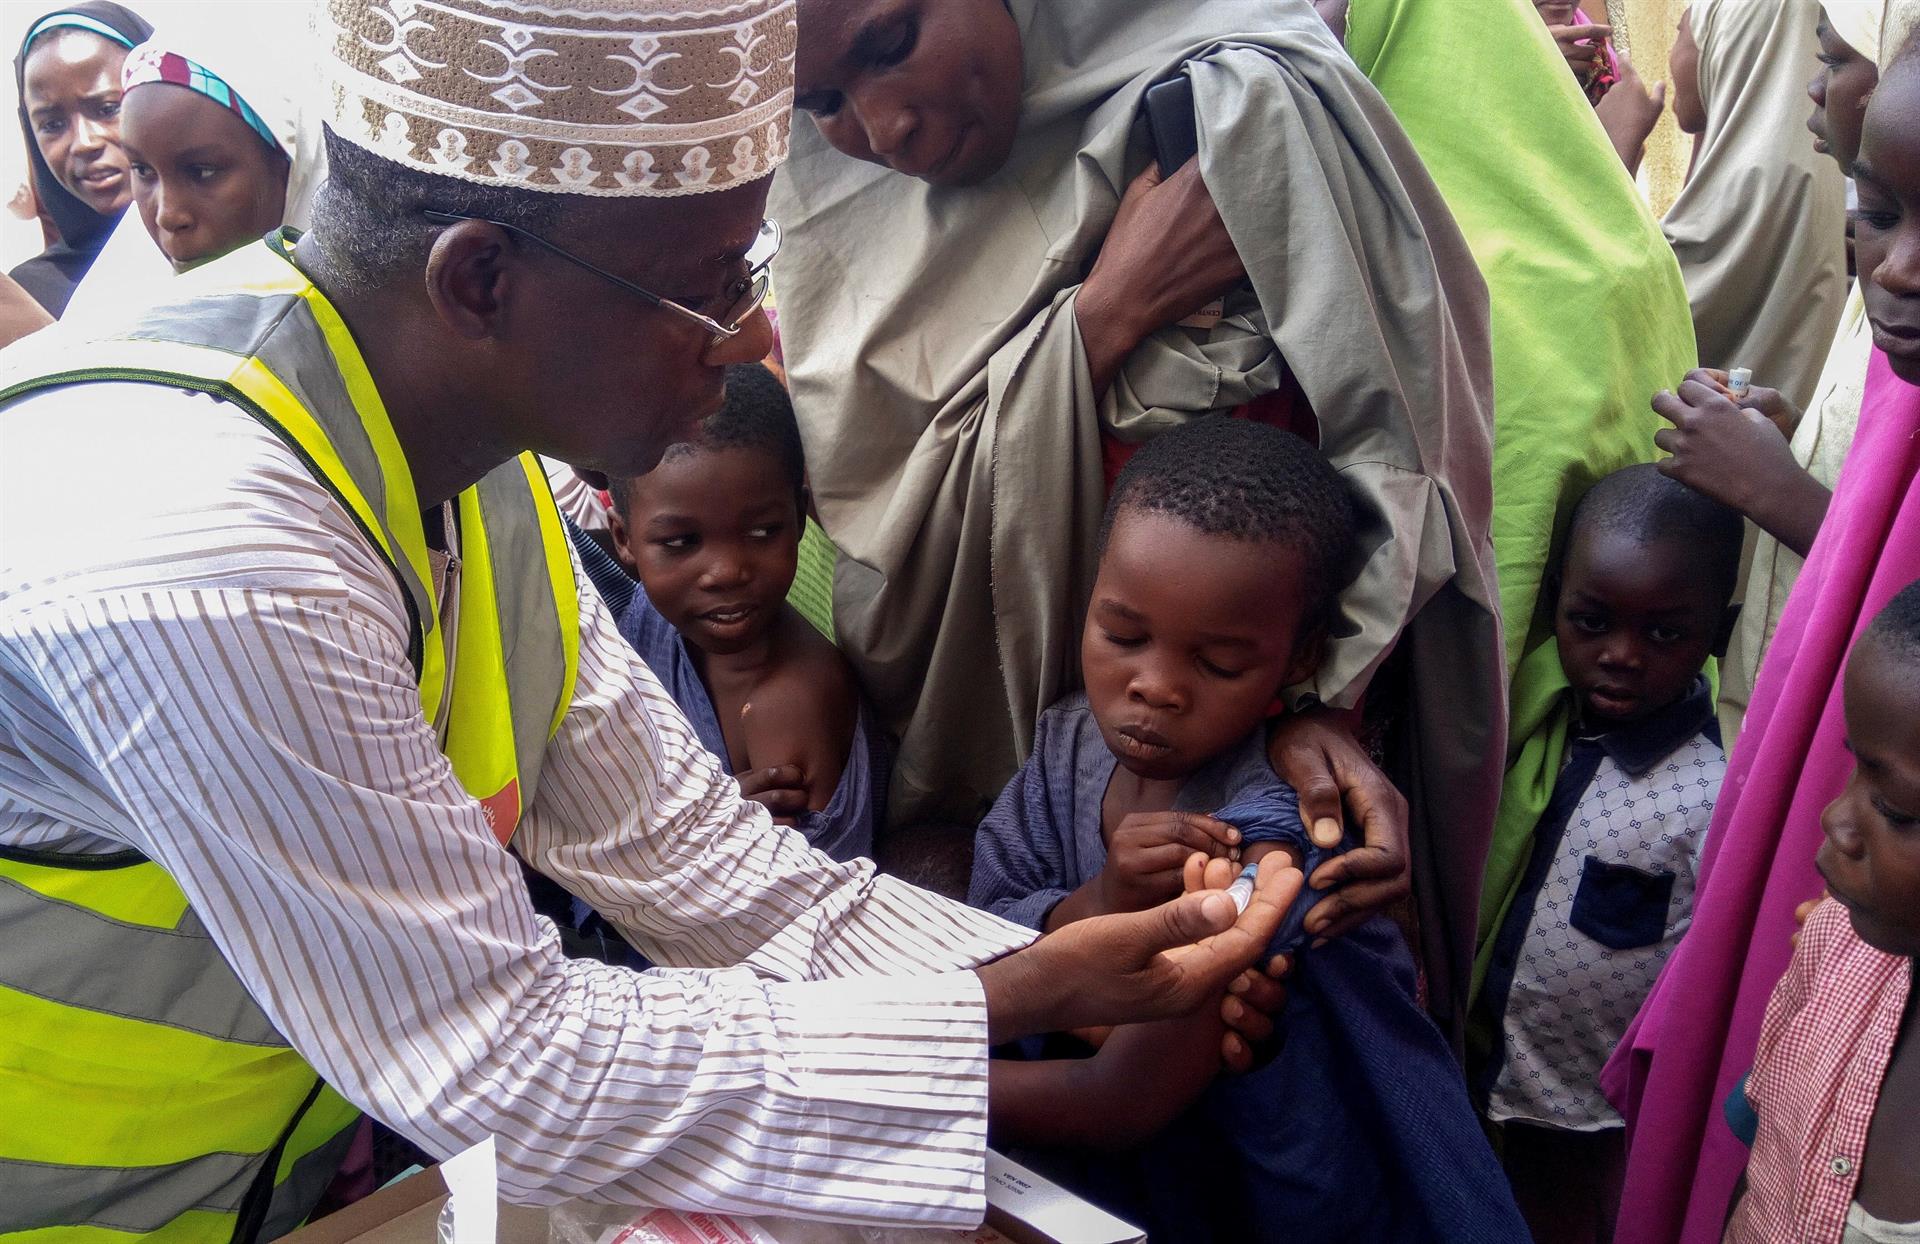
top-left (1475, 463), bottom-right (1742, 1234)
top-left (584, 362), bottom-right (882, 863)
top-left (970, 418), bottom-right (1526, 1241)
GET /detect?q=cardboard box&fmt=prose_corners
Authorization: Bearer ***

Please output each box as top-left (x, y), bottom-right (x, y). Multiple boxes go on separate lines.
top-left (279, 1150), bottom-right (1139, 1244)
top-left (981, 1153), bottom-right (1143, 1244)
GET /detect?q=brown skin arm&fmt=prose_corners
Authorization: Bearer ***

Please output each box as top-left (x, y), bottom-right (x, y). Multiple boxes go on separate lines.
top-left (989, 1003), bottom-right (1228, 1150)
top-left (733, 609), bottom-right (858, 815)
top-left (1594, 52), bottom-right (1668, 176)
top-left (0, 271), bottom-right (51, 346)
top-left (1075, 162), bottom-right (1246, 400)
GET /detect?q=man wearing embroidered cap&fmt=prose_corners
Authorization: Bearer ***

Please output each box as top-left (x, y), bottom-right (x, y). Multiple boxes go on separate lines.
top-left (0, 1), bottom-right (1296, 1238)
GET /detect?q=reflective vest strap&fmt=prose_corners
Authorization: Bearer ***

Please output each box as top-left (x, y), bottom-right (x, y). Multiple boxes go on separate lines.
top-left (224, 355), bottom-right (446, 719)
top-left (449, 487), bottom-right (520, 843)
top-left (519, 453), bottom-right (581, 740)
top-left (260, 1092), bottom-right (363, 1241)
top-left (0, 871), bottom-right (284, 1046)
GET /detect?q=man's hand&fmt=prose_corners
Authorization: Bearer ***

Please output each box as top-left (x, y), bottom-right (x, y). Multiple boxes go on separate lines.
top-left (734, 764), bottom-right (809, 824)
top-left (979, 856), bottom-right (1303, 1045)
top-left (1268, 709), bottom-right (1411, 943)
top-left (1187, 853), bottom-right (1289, 1071)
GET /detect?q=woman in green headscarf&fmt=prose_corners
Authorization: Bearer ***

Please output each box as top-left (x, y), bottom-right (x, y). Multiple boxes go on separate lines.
top-left (1331, 0), bottom-right (1697, 1002)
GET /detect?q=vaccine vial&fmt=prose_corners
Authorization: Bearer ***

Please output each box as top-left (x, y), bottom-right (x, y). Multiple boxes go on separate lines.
top-left (1728, 367), bottom-right (1753, 399)
top-left (1226, 863), bottom-right (1259, 913)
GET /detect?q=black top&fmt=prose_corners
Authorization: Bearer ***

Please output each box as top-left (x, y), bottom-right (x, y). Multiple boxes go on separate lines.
top-left (11, 1), bottom-right (152, 315)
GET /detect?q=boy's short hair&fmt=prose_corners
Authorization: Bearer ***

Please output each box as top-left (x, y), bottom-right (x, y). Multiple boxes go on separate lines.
top-left (1101, 418), bottom-right (1356, 632)
top-left (609, 361), bottom-right (805, 519)
top-left (1867, 579), bottom-right (1920, 667)
top-left (1563, 463), bottom-right (1745, 603)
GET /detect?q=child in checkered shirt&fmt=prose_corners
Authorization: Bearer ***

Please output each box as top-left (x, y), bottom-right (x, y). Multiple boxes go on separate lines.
top-left (1728, 581), bottom-right (1920, 1242)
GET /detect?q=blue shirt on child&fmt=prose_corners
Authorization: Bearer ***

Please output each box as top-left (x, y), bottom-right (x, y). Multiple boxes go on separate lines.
top-left (969, 693), bottom-right (1528, 1243)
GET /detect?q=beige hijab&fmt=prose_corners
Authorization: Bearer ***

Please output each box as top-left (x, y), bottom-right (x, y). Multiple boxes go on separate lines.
top-left (1664, 0), bottom-right (1849, 410)
top-left (1720, 0), bottom-right (1920, 745)
top-left (771, 0), bottom-right (1503, 1024)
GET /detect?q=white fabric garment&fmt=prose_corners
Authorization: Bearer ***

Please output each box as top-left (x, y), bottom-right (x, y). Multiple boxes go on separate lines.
top-left (1845, 1203), bottom-right (1920, 1243)
top-left (543, 454), bottom-right (611, 533)
top-left (0, 381), bottom-right (1033, 1225)
top-left (1823, 0), bottom-right (1884, 64)
top-left (1662, 0), bottom-right (1849, 411)
top-left (61, 4), bottom-right (328, 328)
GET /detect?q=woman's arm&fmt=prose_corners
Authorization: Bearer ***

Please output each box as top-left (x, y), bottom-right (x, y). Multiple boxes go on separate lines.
top-left (1074, 161), bottom-right (1247, 399)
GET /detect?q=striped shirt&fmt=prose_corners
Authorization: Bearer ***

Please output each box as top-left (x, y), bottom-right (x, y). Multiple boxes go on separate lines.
top-left (1731, 899), bottom-right (1914, 1244)
top-left (0, 384), bottom-right (1034, 1227)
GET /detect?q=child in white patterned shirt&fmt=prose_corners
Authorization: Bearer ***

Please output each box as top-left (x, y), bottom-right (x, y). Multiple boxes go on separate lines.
top-left (1475, 463), bottom-right (1743, 1243)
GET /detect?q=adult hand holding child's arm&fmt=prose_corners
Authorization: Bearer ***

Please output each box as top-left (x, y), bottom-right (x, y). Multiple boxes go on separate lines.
top-left (1268, 709), bottom-right (1411, 942)
top-left (985, 859), bottom-right (1303, 1147)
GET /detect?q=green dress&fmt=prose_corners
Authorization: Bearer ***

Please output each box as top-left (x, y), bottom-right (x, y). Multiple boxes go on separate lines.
top-left (1344, 0), bottom-right (1697, 994)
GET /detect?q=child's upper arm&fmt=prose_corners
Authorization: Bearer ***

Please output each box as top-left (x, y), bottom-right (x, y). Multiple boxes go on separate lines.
top-left (735, 615), bottom-right (859, 812)
top-left (968, 711), bottom-right (1077, 928)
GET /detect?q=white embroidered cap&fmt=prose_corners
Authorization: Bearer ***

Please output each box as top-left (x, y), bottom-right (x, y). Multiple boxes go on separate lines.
top-left (320, 0), bottom-right (796, 197)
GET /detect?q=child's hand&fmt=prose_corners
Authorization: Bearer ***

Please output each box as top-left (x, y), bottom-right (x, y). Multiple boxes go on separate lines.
top-left (1654, 373), bottom-right (1806, 517)
top-left (735, 763), bottom-right (810, 825)
top-left (1099, 811), bottom-right (1241, 915)
top-left (1792, 891), bottom-right (1828, 948)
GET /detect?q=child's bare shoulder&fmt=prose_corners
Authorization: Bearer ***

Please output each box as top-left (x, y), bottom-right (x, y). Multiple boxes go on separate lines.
top-left (739, 608), bottom-right (860, 760)
top-left (768, 608), bottom-right (858, 711)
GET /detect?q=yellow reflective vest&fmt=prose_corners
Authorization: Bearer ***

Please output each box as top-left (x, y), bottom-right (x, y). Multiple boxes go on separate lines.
top-left (0, 233), bottom-right (580, 1243)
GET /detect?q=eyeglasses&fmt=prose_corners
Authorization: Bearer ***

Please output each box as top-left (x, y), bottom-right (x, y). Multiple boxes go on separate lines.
top-left (421, 210), bottom-right (780, 342)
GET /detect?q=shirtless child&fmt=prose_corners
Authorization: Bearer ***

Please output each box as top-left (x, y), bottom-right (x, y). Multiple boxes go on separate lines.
top-left (604, 362), bottom-right (881, 861)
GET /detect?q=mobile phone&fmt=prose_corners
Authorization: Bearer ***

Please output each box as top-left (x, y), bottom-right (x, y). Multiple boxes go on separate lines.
top-left (1144, 74), bottom-right (1198, 178)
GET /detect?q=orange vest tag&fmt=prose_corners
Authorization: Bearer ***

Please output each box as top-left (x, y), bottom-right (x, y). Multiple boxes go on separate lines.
top-left (479, 779), bottom-right (521, 845)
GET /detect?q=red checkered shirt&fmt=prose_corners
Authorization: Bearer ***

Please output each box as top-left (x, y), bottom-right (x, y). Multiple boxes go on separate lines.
top-left (1729, 899), bottom-right (1915, 1243)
